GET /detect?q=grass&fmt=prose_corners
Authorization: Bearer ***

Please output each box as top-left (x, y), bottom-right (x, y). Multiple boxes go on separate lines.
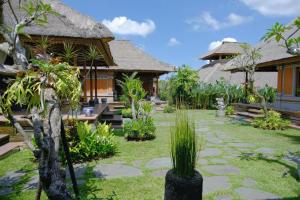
top-left (171, 111), bottom-right (197, 178)
top-left (0, 110), bottom-right (300, 199)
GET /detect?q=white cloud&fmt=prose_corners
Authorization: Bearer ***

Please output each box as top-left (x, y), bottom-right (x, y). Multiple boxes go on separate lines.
top-left (187, 12), bottom-right (252, 31)
top-left (168, 37), bottom-right (181, 46)
top-left (208, 37), bottom-right (237, 51)
top-left (102, 16), bottom-right (156, 37)
top-left (240, 0), bottom-right (300, 16)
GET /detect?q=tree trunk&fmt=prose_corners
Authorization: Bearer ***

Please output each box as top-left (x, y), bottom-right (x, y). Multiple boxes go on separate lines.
top-left (32, 88), bottom-right (73, 200)
top-left (253, 89), bottom-right (268, 118)
top-left (131, 98), bottom-right (136, 120)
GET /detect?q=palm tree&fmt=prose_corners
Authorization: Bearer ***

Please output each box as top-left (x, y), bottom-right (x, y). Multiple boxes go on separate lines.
top-left (117, 72), bottom-right (146, 120)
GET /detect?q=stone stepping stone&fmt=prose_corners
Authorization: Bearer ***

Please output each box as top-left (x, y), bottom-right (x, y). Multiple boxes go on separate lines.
top-left (199, 148), bottom-right (222, 157)
top-left (152, 169), bottom-right (169, 177)
top-left (228, 143), bottom-right (255, 148)
top-left (0, 170), bottom-right (26, 187)
top-left (203, 165), bottom-right (240, 175)
top-left (132, 160), bottom-right (143, 167)
top-left (255, 148), bottom-right (274, 155)
top-left (242, 178), bottom-right (257, 187)
top-left (235, 187), bottom-right (280, 200)
top-left (207, 137), bottom-right (223, 144)
top-left (203, 176), bottom-right (231, 194)
top-left (215, 195), bottom-right (232, 200)
top-left (66, 164), bottom-right (87, 179)
top-left (93, 164), bottom-right (143, 179)
top-left (23, 175), bottom-right (39, 190)
top-left (145, 157), bottom-right (172, 169)
top-left (198, 159), bottom-right (208, 165)
top-left (210, 158), bottom-right (228, 164)
top-left (196, 127), bottom-right (209, 132)
top-left (0, 187), bottom-right (13, 196)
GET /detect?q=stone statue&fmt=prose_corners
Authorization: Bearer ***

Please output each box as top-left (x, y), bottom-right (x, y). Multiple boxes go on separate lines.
top-left (216, 97), bottom-right (225, 117)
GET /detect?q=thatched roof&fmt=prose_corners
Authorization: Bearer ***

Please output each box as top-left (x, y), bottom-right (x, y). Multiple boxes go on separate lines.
top-left (2, 0), bottom-right (114, 40)
top-left (224, 20), bottom-right (300, 71)
top-left (107, 40), bottom-right (175, 73)
top-left (198, 60), bottom-right (277, 88)
top-left (201, 42), bottom-right (246, 60)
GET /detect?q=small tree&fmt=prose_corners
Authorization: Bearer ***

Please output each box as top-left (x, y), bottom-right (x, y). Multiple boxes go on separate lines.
top-left (0, 1), bottom-right (81, 199)
top-left (263, 17), bottom-right (300, 56)
top-left (169, 65), bottom-right (199, 106)
top-left (117, 72), bottom-right (146, 120)
top-left (232, 44), bottom-right (268, 116)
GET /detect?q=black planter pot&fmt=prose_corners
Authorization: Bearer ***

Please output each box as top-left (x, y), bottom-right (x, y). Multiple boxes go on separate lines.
top-left (164, 169), bottom-right (203, 200)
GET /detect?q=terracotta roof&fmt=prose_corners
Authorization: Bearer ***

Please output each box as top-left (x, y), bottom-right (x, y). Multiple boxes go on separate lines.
top-left (200, 42), bottom-right (247, 60)
top-left (107, 40), bottom-right (175, 73)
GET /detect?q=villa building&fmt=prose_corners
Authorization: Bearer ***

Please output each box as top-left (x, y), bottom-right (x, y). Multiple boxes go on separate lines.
top-left (0, 0), bottom-right (174, 105)
top-left (198, 41), bottom-right (277, 88)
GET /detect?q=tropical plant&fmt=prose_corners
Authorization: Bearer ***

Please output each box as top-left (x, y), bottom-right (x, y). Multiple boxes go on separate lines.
top-left (171, 111), bottom-right (198, 178)
top-left (231, 44), bottom-right (269, 117)
top-left (191, 81), bottom-right (244, 109)
top-left (263, 17), bottom-right (300, 56)
top-left (117, 73), bottom-right (146, 120)
top-left (225, 106), bottom-right (235, 115)
top-left (59, 42), bottom-right (78, 64)
top-left (258, 86), bottom-right (277, 103)
top-left (124, 118), bottom-right (156, 141)
top-left (169, 65), bottom-right (199, 105)
top-left (66, 121), bottom-right (117, 162)
top-left (163, 105), bottom-right (176, 113)
top-left (121, 108), bottom-right (132, 118)
top-left (158, 79), bottom-right (170, 101)
top-left (0, 1), bottom-right (80, 198)
top-left (252, 110), bottom-right (291, 130)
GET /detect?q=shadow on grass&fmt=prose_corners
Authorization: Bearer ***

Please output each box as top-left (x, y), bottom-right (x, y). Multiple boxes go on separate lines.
top-left (77, 165), bottom-right (119, 200)
top-left (113, 129), bottom-right (125, 137)
top-left (276, 132), bottom-right (300, 145)
top-left (239, 152), bottom-right (299, 181)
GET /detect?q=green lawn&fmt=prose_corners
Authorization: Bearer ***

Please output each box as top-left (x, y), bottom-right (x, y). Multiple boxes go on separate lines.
top-left (0, 110), bottom-right (300, 200)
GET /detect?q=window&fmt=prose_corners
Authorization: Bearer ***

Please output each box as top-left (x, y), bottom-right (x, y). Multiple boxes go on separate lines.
top-left (296, 67), bottom-right (300, 97)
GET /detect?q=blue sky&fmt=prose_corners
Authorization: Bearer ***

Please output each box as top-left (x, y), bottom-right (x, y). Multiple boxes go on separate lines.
top-left (62, 0), bottom-right (298, 69)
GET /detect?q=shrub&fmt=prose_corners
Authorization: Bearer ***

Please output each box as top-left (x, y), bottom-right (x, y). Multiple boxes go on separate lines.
top-left (163, 105), bottom-right (175, 113)
top-left (247, 94), bottom-right (257, 103)
top-left (171, 111), bottom-right (197, 178)
top-left (225, 106), bottom-right (235, 115)
top-left (124, 118), bottom-right (156, 141)
top-left (121, 108), bottom-right (132, 118)
top-left (252, 110), bottom-right (291, 130)
top-left (67, 121), bottom-right (117, 162)
top-left (258, 86), bottom-right (277, 103)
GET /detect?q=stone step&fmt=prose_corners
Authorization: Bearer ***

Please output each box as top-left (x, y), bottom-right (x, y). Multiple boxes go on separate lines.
top-left (0, 134), bottom-right (10, 146)
top-left (101, 115), bottom-right (122, 121)
top-left (247, 108), bottom-right (263, 114)
top-left (102, 111), bottom-right (117, 116)
top-left (111, 125), bottom-right (123, 129)
top-left (236, 112), bottom-right (264, 119)
top-left (0, 142), bottom-right (24, 159)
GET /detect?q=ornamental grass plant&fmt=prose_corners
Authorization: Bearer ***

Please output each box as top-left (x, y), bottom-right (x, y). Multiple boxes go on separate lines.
top-left (171, 110), bottom-right (198, 178)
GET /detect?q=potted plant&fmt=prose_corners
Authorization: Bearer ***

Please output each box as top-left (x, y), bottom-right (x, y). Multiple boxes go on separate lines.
top-left (165, 111), bottom-right (203, 200)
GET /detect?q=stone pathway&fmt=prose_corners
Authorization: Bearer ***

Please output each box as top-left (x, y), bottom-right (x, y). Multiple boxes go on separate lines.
top-left (235, 187), bottom-right (280, 200)
top-left (145, 157), bottom-right (172, 169)
top-left (203, 176), bottom-right (231, 194)
top-left (0, 170), bottom-right (26, 196)
top-left (199, 148), bottom-right (222, 157)
top-left (93, 164), bottom-right (143, 179)
top-left (203, 165), bottom-right (240, 175)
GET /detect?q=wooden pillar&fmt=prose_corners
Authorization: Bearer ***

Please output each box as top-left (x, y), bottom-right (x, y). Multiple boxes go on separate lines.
top-left (83, 63), bottom-right (87, 102)
top-left (88, 66), bottom-right (94, 106)
top-left (94, 66), bottom-right (99, 104)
